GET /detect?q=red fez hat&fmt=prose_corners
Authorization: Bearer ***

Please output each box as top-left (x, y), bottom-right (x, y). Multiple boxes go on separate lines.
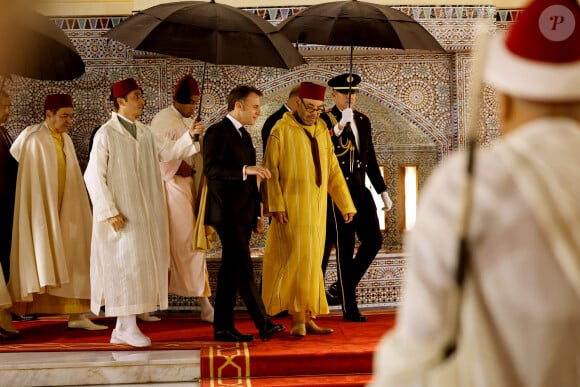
top-left (484, 0), bottom-right (580, 101)
top-left (298, 82), bottom-right (326, 101)
top-left (174, 75), bottom-right (200, 104)
top-left (110, 78), bottom-right (142, 101)
top-left (44, 94), bottom-right (73, 111)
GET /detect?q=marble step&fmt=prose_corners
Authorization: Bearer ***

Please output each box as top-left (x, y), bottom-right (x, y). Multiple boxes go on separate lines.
top-left (0, 350), bottom-right (200, 387)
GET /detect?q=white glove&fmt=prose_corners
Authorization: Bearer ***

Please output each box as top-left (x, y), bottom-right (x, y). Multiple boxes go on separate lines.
top-left (381, 191), bottom-right (393, 211)
top-left (333, 124), bottom-right (343, 136)
top-left (339, 108), bottom-right (354, 127)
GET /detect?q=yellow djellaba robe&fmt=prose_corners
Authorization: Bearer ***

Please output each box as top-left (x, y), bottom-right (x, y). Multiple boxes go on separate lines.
top-left (261, 112), bottom-right (356, 318)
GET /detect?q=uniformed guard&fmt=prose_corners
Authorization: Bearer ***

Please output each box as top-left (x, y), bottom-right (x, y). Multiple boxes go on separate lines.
top-left (320, 73), bottom-right (393, 322)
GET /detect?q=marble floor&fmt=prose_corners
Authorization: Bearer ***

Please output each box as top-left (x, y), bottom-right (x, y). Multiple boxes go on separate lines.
top-left (0, 350), bottom-right (201, 387)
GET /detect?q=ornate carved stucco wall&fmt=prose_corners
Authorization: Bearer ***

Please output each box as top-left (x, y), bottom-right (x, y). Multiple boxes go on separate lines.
top-left (1, 5), bottom-right (520, 310)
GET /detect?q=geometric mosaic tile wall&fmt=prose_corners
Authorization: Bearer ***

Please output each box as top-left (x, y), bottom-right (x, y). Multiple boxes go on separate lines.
top-left (1, 5), bottom-right (519, 310)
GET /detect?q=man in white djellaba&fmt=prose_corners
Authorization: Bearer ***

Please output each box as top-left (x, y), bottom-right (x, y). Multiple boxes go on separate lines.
top-left (368, 0), bottom-right (580, 386)
top-left (150, 74), bottom-right (214, 324)
top-left (85, 78), bottom-right (203, 347)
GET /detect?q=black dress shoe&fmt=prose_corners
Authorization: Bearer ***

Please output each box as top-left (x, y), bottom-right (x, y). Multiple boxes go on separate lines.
top-left (0, 327), bottom-right (20, 341)
top-left (326, 283), bottom-right (341, 306)
top-left (259, 323), bottom-right (285, 342)
top-left (273, 310), bottom-right (289, 318)
top-left (343, 312), bottom-right (368, 322)
top-left (214, 329), bottom-right (255, 342)
top-left (12, 313), bottom-right (37, 321)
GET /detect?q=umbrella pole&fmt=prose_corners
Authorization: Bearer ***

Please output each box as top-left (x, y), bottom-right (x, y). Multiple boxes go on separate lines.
top-left (192, 62), bottom-right (207, 142)
top-left (0, 76), bottom-right (5, 91)
top-left (348, 45), bottom-right (354, 108)
top-left (196, 62), bottom-right (207, 121)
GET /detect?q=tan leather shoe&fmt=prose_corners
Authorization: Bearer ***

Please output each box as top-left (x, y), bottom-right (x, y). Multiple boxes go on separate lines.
top-left (290, 311), bottom-right (306, 337)
top-left (110, 328), bottom-right (151, 347)
top-left (290, 320), bottom-right (306, 337)
top-left (68, 317), bottom-right (108, 331)
top-left (137, 312), bottom-right (161, 322)
top-left (305, 319), bottom-right (333, 335)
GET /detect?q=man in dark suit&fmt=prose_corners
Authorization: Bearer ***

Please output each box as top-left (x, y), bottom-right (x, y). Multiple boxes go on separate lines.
top-left (204, 85), bottom-right (284, 342)
top-left (0, 89), bottom-right (20, 340)
top-left (320, 74), bottom-right (393, 322)
top-left (261, 84), bottom-right (299, 153)
top-left (0, 90), bottom-right (16, 283)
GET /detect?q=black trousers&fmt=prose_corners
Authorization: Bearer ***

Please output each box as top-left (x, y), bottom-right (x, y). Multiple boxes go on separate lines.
top-left (0, 218), bottom-right (12, 281)
top-left (213, 224), bottom-right (269, 333)
top-left (322, 186), bottom-right (382, 314)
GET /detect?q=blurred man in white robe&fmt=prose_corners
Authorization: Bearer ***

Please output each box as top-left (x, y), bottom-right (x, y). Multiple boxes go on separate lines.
top-left (369, 0), bottom-right (580, 386)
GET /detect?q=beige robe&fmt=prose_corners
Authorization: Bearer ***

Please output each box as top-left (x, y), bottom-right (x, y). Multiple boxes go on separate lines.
top-left (8, 123), bottom-right (92, 303)
top-left (261, 112), bottom-right (356, 317)
top-left (84, 112), bottom-right (199, 316)
top-left (150, 106), bottom-right (210, 297)
top-left (369, 117), bottom-right (580, 387)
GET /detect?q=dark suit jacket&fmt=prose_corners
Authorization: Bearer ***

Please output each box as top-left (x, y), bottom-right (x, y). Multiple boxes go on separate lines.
top-left (261, 105), bottom-right (290, 153)
top-left (321, 106), bottom-right (386, 193)
top-left (203, 117), bottom-right (260, 228)
top-left (0, 128), bottom-right (18, 277)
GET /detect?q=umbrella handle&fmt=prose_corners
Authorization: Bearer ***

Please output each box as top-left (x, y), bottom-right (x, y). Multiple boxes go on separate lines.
top-left (194, 63), bottom-right (207, 141)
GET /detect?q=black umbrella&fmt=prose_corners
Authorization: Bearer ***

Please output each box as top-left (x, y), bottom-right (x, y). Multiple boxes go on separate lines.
top-left (105, 0), bottom-right (305, 69)
top-left (105, 0), bottom-right (306, 122)
top-left (279, 0), bottom-right (445, 98)
top-left (0, 8), bottom-right (85, 83)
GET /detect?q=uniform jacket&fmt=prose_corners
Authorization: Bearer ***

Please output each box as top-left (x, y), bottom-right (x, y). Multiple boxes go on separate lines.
top-left (321, 106), bottom-right (386, 193)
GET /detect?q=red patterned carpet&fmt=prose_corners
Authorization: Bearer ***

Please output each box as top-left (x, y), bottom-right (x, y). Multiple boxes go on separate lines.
top-left (199, 311), bottom-right (395, 387)
top-left (0, 314), bottom-right (216, 352)
top-left (0, 311), bottom-right (396, 387)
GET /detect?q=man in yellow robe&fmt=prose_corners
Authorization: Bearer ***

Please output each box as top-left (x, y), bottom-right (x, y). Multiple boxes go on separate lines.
top-left (9, 94), bottom-right (106, 331)
top-left (262, 82), bottom-right (356, 337)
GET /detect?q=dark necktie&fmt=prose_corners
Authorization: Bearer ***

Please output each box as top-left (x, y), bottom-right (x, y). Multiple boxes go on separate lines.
top-left (302, 129), bottom-right (322, 187)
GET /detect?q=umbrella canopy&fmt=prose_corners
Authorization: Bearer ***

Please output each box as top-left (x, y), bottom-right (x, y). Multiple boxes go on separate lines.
top-left (104, 0), bottom-right (306, 69)
top-left (0, 8), bottom-right (85, 81)
top-left (278, 0), bottom-right (444, 52)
